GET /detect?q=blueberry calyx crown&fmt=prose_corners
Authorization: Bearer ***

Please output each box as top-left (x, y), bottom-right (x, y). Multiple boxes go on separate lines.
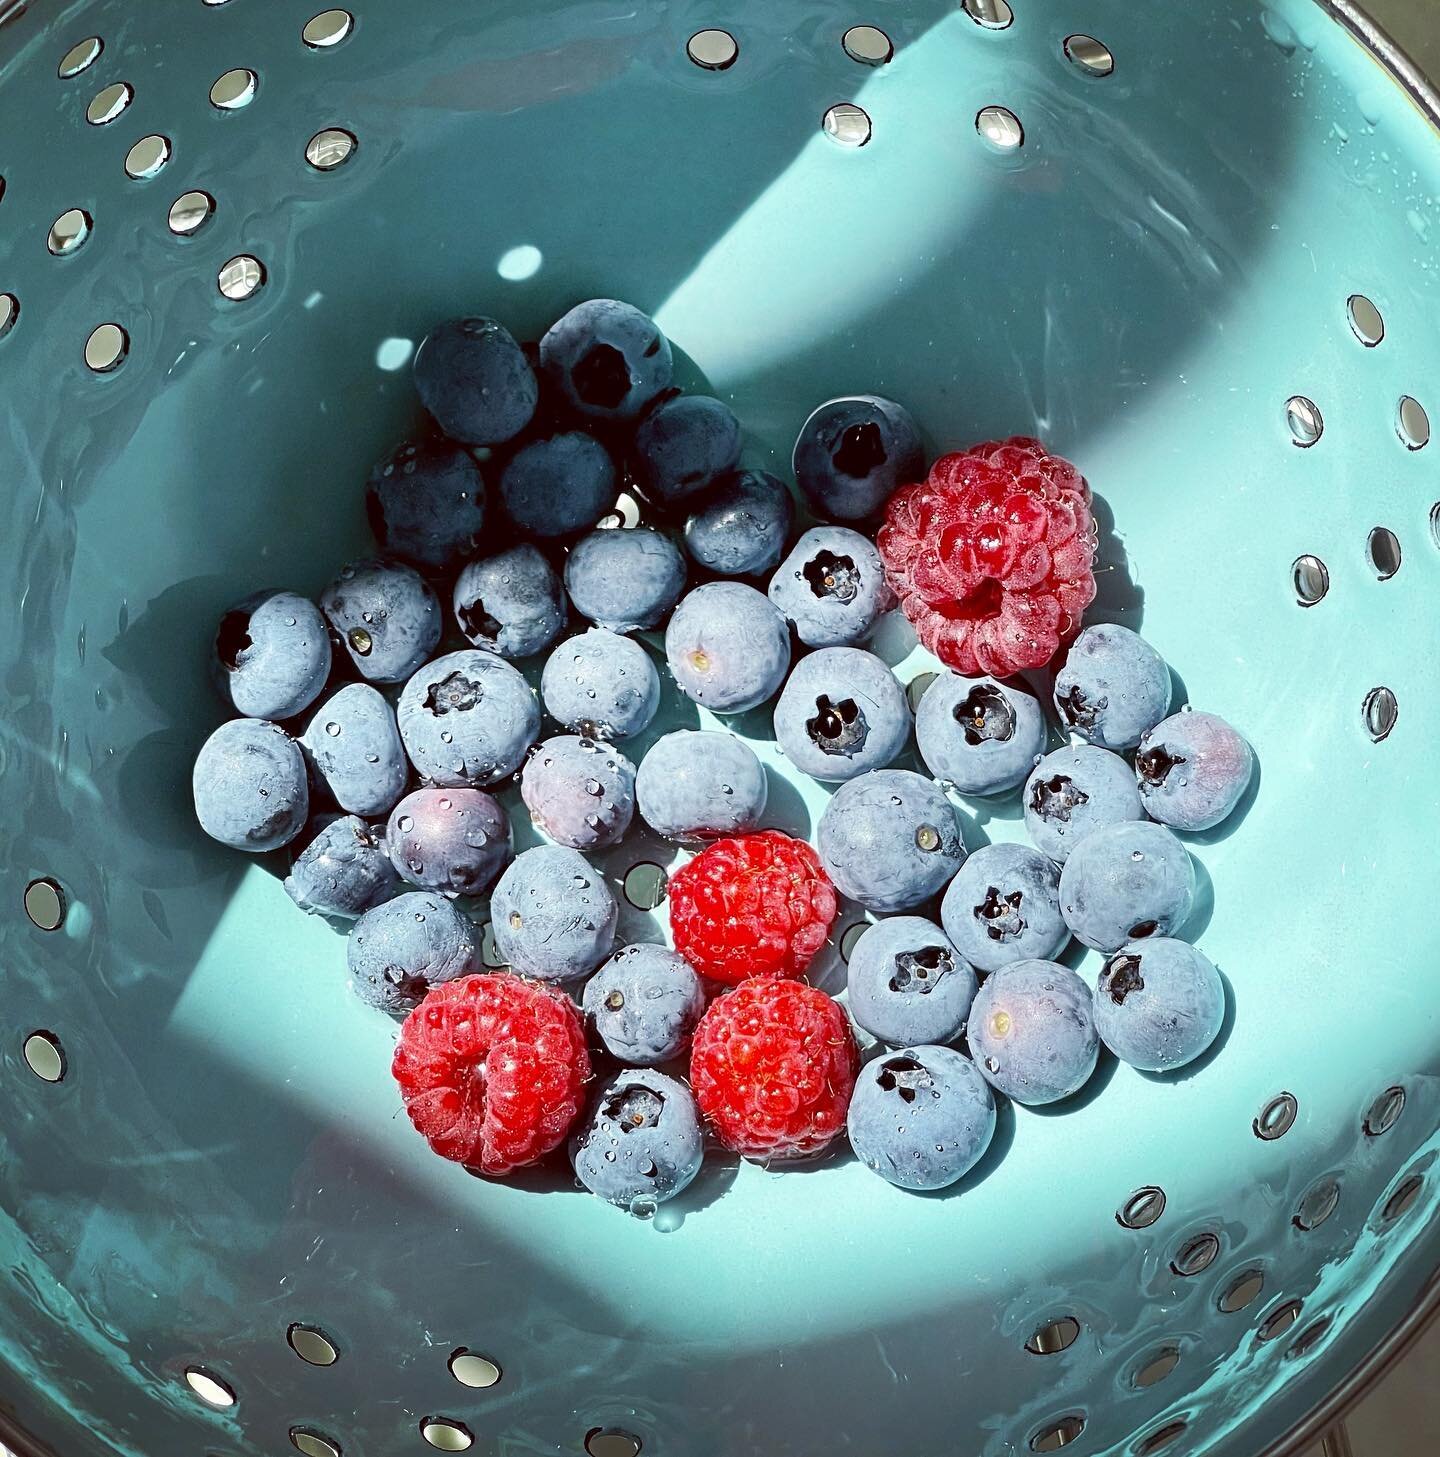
top-left (605, 1083), bottom-right (665, 1131)
top-left (573, 343), bottom-right (632, 410)
top-left (890, 945), bottom-right (951, 995)
top-left (955, 683), bottom-right (1015, 745)
top-left (876, 1054), bottom-right (933, 1103)
top-left (425, 669), bottom-right (484, 715)
top-left (976, 885), bottom-right (1026, 943)
top-left (1137, 744), bottom-right (1186, 787)
top-left (806, 695), bottom-right (869, 756)
top-left (215, 610), bottom-right (252, 672)
top-left (802, 550), bottom-right (860, 604)
top-left (1103, 953), bottom-right (1145, 1005)
top-left (832, 421), bottom-right (886, 479)
top-left (1056, 683), bottom-right (1105, 730)
top-left (1030, 774), bottom-right (1088, 823)
top-left (457, 598), bottom-right (503, 645)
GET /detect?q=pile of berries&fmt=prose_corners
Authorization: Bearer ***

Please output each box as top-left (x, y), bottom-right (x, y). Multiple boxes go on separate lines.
top-left (193, 298), bottom-right (1253, 1209)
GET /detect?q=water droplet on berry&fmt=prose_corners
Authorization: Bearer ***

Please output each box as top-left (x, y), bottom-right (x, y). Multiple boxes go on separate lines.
top-left (984, 1056), bottom-right (999, 1073)
top-left (398, 816), bottom-right (414, 832)
top-left (629, 1195), bottom-right (658, 1220)
top-left (415, 913), bottom-right (425, 922)
top-left (573, 875), bottom-right (587, 888)
top-left (410, 860), bottom-right (424, 874)
top-left (325, 722), bottom-right (341, 736)
top-left (721, 784), bottom-right (733, 795)
top-left (509, 911), bottom-right (522, 929)
top-left (584, 814), bottom-right (602, 830)
top-left (604, 1150), bottom-right (616, 1162)
top-left (586, 689), bottom-right (597, 699)
top-left (889, 795), bottom-right (902, 806)
top-left (605, 990), bottom-right (625, 1011)
top-left (361, 611), bottom-right (373, 623)
top-left (340, 566), bottom-right (356, 580)
top-left (915, 824), bottom-right (941, 852)
top-left (440, 731), bottom-right (454, 744)
top-left (1132, 850), bottom-right (1144, 861)
top-left (349, 627), bottom-right (373, 655)
top-left (579, 738), bottom-right (596, 752)
top-left (285, 616), bottom-right (297, 627)
top-left (365, 753), bottom-right (379, 763)
top-left (584, 779), bottom-right (603, 797)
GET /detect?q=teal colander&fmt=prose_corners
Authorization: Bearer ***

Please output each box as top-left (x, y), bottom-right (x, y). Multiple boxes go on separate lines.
top-left (0, 1), bottom-right (1436, 1455)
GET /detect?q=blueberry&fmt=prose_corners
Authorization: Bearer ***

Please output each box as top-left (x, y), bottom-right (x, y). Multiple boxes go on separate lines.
top-left (285, 815), bottom-right (400, 918)
top-left (632, 395), bottom-right (742, 506)
top-left (520, 735), bottom-right (637, 851)
top-left (915, 672), bottom-right (1047, 796)
top-left (1094, 937), bottom-right (1225, 1072)
top-left (845, 917), bottom-right (978, 1048)
top-left (387, 786), bottom-right (512, 896)
top-left (300, 684), bottom-right (409, 818)
top-left (581, 945), bottom-right (706, 1064)
top-left (817, 769), bottom-right (966, 913)
top-left (453, 544), bottom-right (565, 660)
top-left (193, 719), bottom-right (309, 852)
top-left (847, 1045), bottom-right (996, 1191)
top-left (396, 650), bottom-right (540, 786)
top-left (490, 845), bottom-right (618, 981)
top-left (772, 648), bottom-right (910, 783)
top-left (665, 582), bottom-right (790, 713)
top-left (412, 316), bottom-right (538, 446)
top-left (1136, 710), bottom-right (1254, 832)
top-left (1058, 820), bottom-right (1195, 953)
top-left (565, 527), bottom-right (687, 634)
top-left (967, 960), bottom-right (1099, 1105)
top-left (320, 558), bottom-right (443, 684)
top-left (540, 628), bottom-right (660, 740)
top-left (940, 843), bottom-right (1069, 974)
top-left (1052, 624), bottom-right (1171, 752)
top-left (768, 527), bottom-right (893, 648)
top-left (684, 470), bottom-right (793, 576)
top-left (634, 729), bottom-right (768, 841)
top-left (346, 891), bottom-right (479, 1013)
top-left (793, 395), bottom-right (924, 521)
top-left (500, 432), bottom-right (618, 539)
top-left (365, 438), bottom-right (487, 575)
top-left (540, 299), bottom-right (673, 422)
top-left (570, 1069), bottom-right (704, 1212)
top-left (1022, 745), bottom-right (1144, 864)
top-left (213, 589), bottom-right (330, 720)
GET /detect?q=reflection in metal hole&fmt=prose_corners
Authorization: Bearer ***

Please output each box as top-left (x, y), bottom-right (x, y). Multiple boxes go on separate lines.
top-left (307, 127), bottom-right (357, 170)
top-left (47, 208), bottom-right (92, 255)
top-left (1030, 1415), bottom-right (1085, 1452)
top-left (1254, 1091), bottom-right (1297, 1140)
top-left (1364, 1085), bottom-right (1405, 1137)
top-left (1287, 1315), bottom-right (1333, 1360)
top-left (842, 26), bottom-right (893, 65)
top-left (169, 190), bottom-right (215, 236)
top-left (1135, 1422), bottom-right (1187, 1456)
top-left (1366, 526), bottom-right (1401, 580)
top-left (976, 105), bottom-right (1023, 150)
top-left (1025, 1316), bottom-right (1080, 1355)
top-left (906, 671), bottom-right (938, 713)
top-left (839, 921), bottom-right (868, 962)
top-left (1171, 1232), bottom-right (1220, 1277)
top-left (375, 337), bottom-right (414, 372)
top-left (1348, 294), bottom-right (1384, 346)
top-left (1285, 396), bottom-right (1323, 446)
top-left (479, 922), bottom-right (508, 968)
top-left (290, 1429), bottom-right (342, 1457)
top-left (1363, 686), bottom-right (1397, 743)
top-left (1064, 35), bottom-right (1114, 76)
top-left (1291, 555), bottom-right (1328, 606)
top-left (687, 29), bottom-right (738, 70)
top-left (0, 293), bottom-right (17, 341)
top-left (125, 134), bottom-right (172, 179)
top-left (1381, 1174), bottom-right (1423, 1224)
top-left (960, 0), bottom-right (1013, 28)
top-left (59, 36), bottom-right (102, 78)
top-left (86, 81), bottom-right (132, 125)
top-left (1257, 1299), bottom-right (1302, 1342)
top-left (184, 1367), bottom-right (236, 1408)
top-left (1218, 1270), bottom-right (1265, 1313)
top-left (219, 255), bottom-right (266, 301)
top-left (1117, 1186), bottom-right (1166, 1229)
top-left (24, 877), bottom-right (65, 931)
top-left (624, 863), bottom-right (668, 911)
top-left (1294, 1177), bottom-right (1340, 1231)
top-left (84, 323), bottom-right (129, 373)
top-left (597, 492), bottom-right (643, 530)
top-left (22, 1032), bottom-right (65, 1083)
top-left (304, 9), bottom-right (354, 47)
top-left (823, 103), bottom-right (871, 148)
top-left (498, 244), bottom-right (543, 281)
top-left (1398, 395), bottom-right (1430, 449)
top-left (211, 67), bottom-right (258, 110)
top-left (1134, 1346), bottom-right (1180, 1388)
top-left (585, 1432), bottom-right (642, 1457)
top-left (287, 1324), bottom-right (339, 1366)
top-left (420, 1419), bottom-right (473, 1452)
top-left (448, 1350), bottom-right (501, 1388)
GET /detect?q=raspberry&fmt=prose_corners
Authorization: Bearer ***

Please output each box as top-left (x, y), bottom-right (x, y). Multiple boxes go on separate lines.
top-left (690, 977), bottom-right (858, 1159)
top-left (668, 831), bottom-right (837, 984)
top-left (391, 973), bottom-right (590, 1175)
top-left (878, 437), bottom-right (1097, 678)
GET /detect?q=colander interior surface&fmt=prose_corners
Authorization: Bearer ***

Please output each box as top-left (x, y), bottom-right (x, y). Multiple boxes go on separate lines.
top-left (0, 1), bottom-right (1437, 1455)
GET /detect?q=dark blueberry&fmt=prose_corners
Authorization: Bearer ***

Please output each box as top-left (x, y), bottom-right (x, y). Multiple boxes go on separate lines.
top-left (772, 647), bottom-right (910, 783)
top-left (365, 438), bottom-right (487, 575)
top-left (845, 917), bottom-right (978, 1048)
top-left (665, 582), bottom-right (790, 713)
top-left (817, 769), bottom-right (965, 913)
top-left (213, 589), bottom-right (330, 720)
top-left (540, 299), bottom-right (673, 422)
top-left (940, 842), bottom-right (1069, 974)
top-left (792, 395), bottom-right (924, 521)
top-left (285, 815), bottom-right (400, 918)
top-left (387, 786), bottom-right (512, 896)
top-left (570, 1069), bottom-right (704, 1213)
top-left (1058, 820), bottom-right (1195, 953)
top-left (320, 558), bottom-right (443, 685)
top-left (1135, 710), bottom-right (1254, 831)
top-left (635, 729), bottom-right (767, 841)
top-left (346, 891), bottom-right (479, 1013)
top-left (1094, 937), bottom-right (1225, 1072)
top-left (540, 628), bottom-right (660, 740)
top-left (412, 316), bottom-right (538, 446)
top-left (396, 649), bottom-right (540, 786)
top-left (1022, 745), bottom-right (1144, 864)
top-left (1053, 623), bottom-right (1171, 752)
top-left (453, 544), bottom-right (565, 660)
top-left (967, 960), bottom-right (1099, 1105)
top-left (684, 469), bottom-right (793, 576)
top-left (193, 718), bottom-right (308, 852)
top-left (632, 395), bottom-right (742, 506)
top-left (520, 735), bottom-right (636, 851)
top-left (500, 432), bottom-right (617, 539)
top-left (490, 846), bottom-right (617, 981)
top-left (581, 945), bottom-right (706, 1064)
top-left (300, 683), bottom-right (408, 818)
top-left (915, 671), bottom-right (1047, 796)
top-left (847, 1045), bottom-right (995, 1191)
top-left (768, 526), bottom-right (893, 647)
top-left (565, 527), bottom-right (687, 634)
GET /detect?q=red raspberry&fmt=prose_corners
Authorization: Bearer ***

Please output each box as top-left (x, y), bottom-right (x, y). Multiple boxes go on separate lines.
top-left (668, 831), bottom-right (837, 985)
top-left (690, 977), bottom-right (858, 1159)
top-left (878, 437), bottom-right (1097, 678)
top-left (392, 973), bottom-right (590, 1175)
